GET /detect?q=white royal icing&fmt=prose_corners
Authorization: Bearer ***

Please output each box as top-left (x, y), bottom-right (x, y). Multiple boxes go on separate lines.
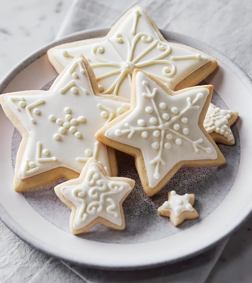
top-left (204, 103), bottom-right (234, 142)
top-left (162, 190), bottom-right (194, 217)
top-left (61, 163), bottom-right (131, 229)
top-left (5, 57), bottom-right (129, 179)
top-left (105, 72), bottom-right (218, 189)
top-left (51, 7), bottom-right (210, 100)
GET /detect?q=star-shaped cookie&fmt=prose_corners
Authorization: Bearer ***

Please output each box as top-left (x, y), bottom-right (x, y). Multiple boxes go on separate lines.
top-left (158, 190), bottom-right (198, 226)
top-left (96, 70), bottom-right (225, 196)
top-left (55, 158), bottom-right (135, 234)
top-left (204, 103), bottom-right (239, 145)
top-left (0, 55), bottom-right (129, 192)
top-left (48, 5), bottom-right (217, 100)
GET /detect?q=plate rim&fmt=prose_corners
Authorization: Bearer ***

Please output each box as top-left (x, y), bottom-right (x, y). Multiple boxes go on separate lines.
top-left (0, 28), bottom-right (252, 270)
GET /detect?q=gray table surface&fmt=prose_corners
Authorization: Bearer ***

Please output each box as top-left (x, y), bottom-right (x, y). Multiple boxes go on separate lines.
top-left (0, 1), bottom-right (252, 282)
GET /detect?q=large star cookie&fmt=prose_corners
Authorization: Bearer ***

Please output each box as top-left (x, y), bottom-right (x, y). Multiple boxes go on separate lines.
top-left (0, 55), bottom-right (129, 192)
top-left (55, 158), bottom-right (135, 234)
top-left (204, 103), bottom-right (239, 145)
top-left (96, 70), bottom-right (225, 196)
top-left (158, 190), bottom-right (198, 226)
top-left (48, 5), bottom-right (217, 100)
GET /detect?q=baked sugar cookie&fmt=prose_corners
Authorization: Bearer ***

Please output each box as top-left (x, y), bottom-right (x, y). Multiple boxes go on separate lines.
top-left (55, 158), bottom-right (135, 234)
top-left (48, 5), bottom-right (217, 100)
top-left (158, 191), bottom-right (198, 226)
top-left (96, 70), bottom-right (225, 196)
top-left (0, 55), bottom-right (129, 192)
top-left (204, 103), bottom-right (239, 145)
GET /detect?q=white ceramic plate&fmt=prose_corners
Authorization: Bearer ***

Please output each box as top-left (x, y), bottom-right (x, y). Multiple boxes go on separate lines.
top-left (0, 29), bottom-right (252, 270)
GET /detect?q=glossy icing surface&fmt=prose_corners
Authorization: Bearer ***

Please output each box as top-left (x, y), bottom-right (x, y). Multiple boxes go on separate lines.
top-left (105, 72), bottom-right (218, 189)
top-left (52, 7), bottom-right (210, 100)
top-left (5, 57), bottom-right (129, 179)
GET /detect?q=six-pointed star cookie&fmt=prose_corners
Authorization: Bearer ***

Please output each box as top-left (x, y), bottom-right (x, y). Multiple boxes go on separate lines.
top-left (204, 103), bottom-right (239, 145)
top-left (55, 158), bottom-right (135, 234)
top-left (96, 70), bottom-right (225, 196)
top-left (158, 190), bottom-right (198, 226)
top-left (0, 55), bottom-right (129, 192)
top-left (48, 5), bottom-right (217, 100)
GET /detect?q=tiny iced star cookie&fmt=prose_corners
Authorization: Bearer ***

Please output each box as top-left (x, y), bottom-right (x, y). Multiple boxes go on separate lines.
top-left (96, 70), bottom-right (225, 196)
top-left (0, 54), bottom-right (129, 192)
top-left (55, 158), bottom-right (135, 234)
top-left (158, 191), bottom-right (198, 226)
top-left (48, 5), bottom-right (217, 100)
top-left (204, 103), bottom-right (239, 145)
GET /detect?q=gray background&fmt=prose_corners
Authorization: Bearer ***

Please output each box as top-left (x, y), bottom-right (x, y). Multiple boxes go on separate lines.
top-left (0, 0), bottom-right (252, 282)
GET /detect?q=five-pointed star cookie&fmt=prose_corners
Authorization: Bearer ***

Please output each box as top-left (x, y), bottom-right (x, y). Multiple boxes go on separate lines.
top-left (48, 5), bottom-right (217, 100)
top-left (158, 190), bottom-right (198, 226)
top-left (96, 70), bottom-right (225, 196)
top-left (0, 55), bottom-right (130, 192)
top-left (204, 103), bottom-right (239, 145)
top-left (55, 158), bottom-right (135, 234)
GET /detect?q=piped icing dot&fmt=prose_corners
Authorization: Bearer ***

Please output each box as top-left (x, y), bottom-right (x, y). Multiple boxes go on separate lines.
top-left (72, 72), bottom-right (78, 79)
top-left (153, 130), bottom-right (160, 137)
top-left (117, 107), bottom-right (124, 115)
top-left (19, 101), bottom-right (26, 108)
top-left (49, 115), bottom-right (56, 122)
top-left (175, 138), bottom-right (182, 145)
top-left (196, 54), bottom-right (201, 59)
top-left (206, 147), bottom-right (213, 154)
top-left (64, 107), bottom-right (71, 114)
top-left (170, 190), bottom-right (176, 196)
top-left (197, 92), bottom-right (204, 99)
top-left (173, 124), bottom-right (180, 131)
top-left (137, 119), bottom-right (145, 126)
top-left (151, 142), bottom-right (159, 149)
top-left (58, 127), bottom-right (66, 134)
top-left (163, 201), bottom-right (170, 208)
top-left (56, 119), bottom-right (63, 126)
top-left (181, 117), bottom-right (188, 124)
top-left (159, 102), bottom-right (166, 109)
top-left (145, 106), bottom-right (153, 114)
top-left (186, 203), bottom-right (193, 210)
top-left (33, 108), bottom-right (40, 115)
top-left (75, 132), bottom-right (82, 139)
top-left (63, 122), bottom-right (70, 129)
top-left (29, 161), bottom-right (36, 168)
top-left (166, 134), bottom-right (172, 141)
top-left (70, 118), bottom-right (78, 125)
top-left (183, 128), bottom-right (189, 135)
top-left (176, 198), bottom-right (183, 205)
top-left (164, 142), bottom-right (171, 149)
top-left (65, 114), bottom-right (72, 121)
top-left (171, 107), bottom-right (179, 115)
top-left (42, 149), bottom-right (50, 156)
top-left (53, 133), bottom-right (61, 141)
top-left (162, 113), bottom-right (169, 120)
top-left (71, 87), bottom-right (78, 94)
top-left (101, 111), bottom-right (108, 118)
top-left (85, 149), bottom-right (92, 156)
top-left (69, 126), bottom-right (77, 133)
top-left (77, 116), bottom-right (86, 122)
top-left (115, 129), bottom-right (121, 136)
top-left (141, 131), bottom-right (148, 138)
top-left (149, 117), bottom-right (157, 124)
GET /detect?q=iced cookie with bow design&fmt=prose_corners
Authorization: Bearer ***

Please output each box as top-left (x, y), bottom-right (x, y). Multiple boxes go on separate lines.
top-left (158, 191), bottom-right (198, 226)
top-left (204, 103), bottom-right (239, 145)
top-left (55, 158), bottom-right (135, 234)
top-left (48, 5), bottom-right (217, 100)
top-left (0, 55), bottom-right (129, 192)
top-left (96, 70), bottom-right (225, 196)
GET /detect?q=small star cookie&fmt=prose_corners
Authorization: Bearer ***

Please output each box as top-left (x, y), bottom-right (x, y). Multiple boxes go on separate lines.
top-left (158, 190), bottom-right (198, 226)
top-left (96, 70), bottom-right (225, 196)
top-left (55, 158), bottom-right (135, 234)
top-left (0, 55), bottom-right (129, 192)
top-left (48, 5), bottom-right (217, 100)
top-left (204, 103), bottom-right (239, 145)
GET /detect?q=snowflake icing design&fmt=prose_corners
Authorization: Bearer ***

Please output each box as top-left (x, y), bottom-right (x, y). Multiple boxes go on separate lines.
top-left (51, 7), bottom-right (211, 99)
top-left (105, 72), bottom-right (218, 189)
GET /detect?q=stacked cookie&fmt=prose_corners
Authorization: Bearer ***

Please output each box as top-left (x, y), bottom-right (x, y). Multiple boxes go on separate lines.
top-left (0, 6), bottom-right (239, 233)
